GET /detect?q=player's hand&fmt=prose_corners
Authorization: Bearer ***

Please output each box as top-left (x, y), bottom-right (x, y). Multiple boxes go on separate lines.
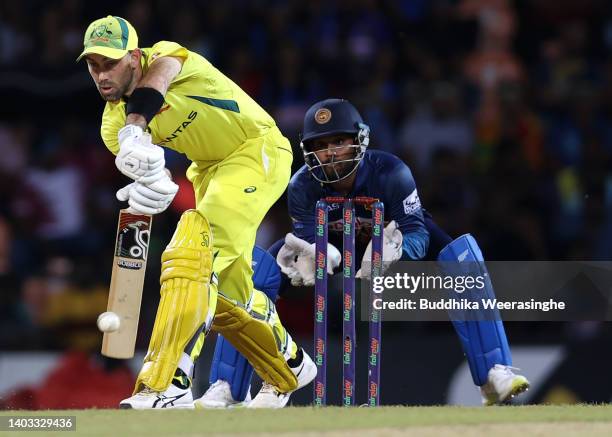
top-left (116, 173), bottom-right (178, 215)
top-left (276, 233), bottom-right (341, 286)
top-left (356, 220), bottom-right (403, 279)
top-left (116, 125), bottom-right (166, 184)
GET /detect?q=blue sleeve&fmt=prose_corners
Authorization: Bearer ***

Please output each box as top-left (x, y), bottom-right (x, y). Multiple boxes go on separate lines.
top-left (288, 180), bottom-right (316, 244)
top-left (384, 163), bottom-right (429, 260)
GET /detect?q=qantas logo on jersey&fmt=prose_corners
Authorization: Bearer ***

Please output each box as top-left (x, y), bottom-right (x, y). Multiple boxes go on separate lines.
top-left (158, 111), bottom-right (197, 145)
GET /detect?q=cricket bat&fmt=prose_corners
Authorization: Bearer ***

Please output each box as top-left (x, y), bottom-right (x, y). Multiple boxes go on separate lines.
top-left (101, 209), bottom-right (153, 359)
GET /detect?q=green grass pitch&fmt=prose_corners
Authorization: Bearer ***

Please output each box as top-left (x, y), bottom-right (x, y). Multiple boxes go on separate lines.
top-left (2, 404), bottom-right (612, 436)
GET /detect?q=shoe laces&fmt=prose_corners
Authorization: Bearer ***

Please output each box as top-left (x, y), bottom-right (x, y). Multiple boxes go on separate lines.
top-left (138, 387), bottom-right (157, 397)
top-left (496, 365), bottom-right (521, 375)
top-left (206, 380), bottom-right (230, 395)
top-left (259, 383), bottom-right (279, 395)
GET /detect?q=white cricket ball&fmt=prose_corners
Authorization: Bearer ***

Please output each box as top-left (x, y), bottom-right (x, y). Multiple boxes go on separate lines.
top-left (97, 311), bottom-right (121, 333)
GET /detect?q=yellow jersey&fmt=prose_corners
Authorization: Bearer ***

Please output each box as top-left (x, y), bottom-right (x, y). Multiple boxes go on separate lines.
top-left (101, 41), bottom-right (283, 162)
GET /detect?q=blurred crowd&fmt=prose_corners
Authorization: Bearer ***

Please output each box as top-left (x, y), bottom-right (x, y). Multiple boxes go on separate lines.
top-left (2, 0), bottom-right (612, 353)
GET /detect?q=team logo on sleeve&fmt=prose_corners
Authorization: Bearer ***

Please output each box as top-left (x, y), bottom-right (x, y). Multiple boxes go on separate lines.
top-left (403, 189), bottom-right (422, 215)
top-left (156, 104), bottom-right (171, 115)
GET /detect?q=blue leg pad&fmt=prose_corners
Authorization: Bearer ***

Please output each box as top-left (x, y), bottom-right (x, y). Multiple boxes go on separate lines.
top-left (438, 234), bottom-right (512, 386)
top-left (210, 335), bottom-right (255, 401)
top-left (209, 245), bottom-right (281, 401)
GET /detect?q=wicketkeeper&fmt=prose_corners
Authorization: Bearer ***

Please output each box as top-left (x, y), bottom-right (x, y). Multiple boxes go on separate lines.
top-left (201, 98), bottom-right (530, 407)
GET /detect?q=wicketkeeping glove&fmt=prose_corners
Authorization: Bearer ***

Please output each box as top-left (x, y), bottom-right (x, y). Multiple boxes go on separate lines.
top-left (276, 233), bottom-right (341, 286)
top-left (356, 220), bottom-right (403, 279)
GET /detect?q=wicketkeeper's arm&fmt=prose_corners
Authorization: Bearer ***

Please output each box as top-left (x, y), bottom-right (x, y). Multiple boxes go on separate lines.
top-left (384, 161), bottom-right (429, 260)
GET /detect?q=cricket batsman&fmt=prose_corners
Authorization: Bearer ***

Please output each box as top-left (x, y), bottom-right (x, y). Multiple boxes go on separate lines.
top-left (78, 16), bottom-right (315, 409)
top-left (201, 98), bottom-right (530, 407)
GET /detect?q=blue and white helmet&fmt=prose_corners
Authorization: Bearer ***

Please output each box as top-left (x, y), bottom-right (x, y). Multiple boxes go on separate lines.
top-left (300, 98), bottom-right (370, 184)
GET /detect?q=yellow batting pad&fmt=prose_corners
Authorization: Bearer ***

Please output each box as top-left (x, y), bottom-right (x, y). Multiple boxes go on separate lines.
top-left (212, 292), bottom-right (298, 393)
top-left (135, 210), bottom-right (215, 393)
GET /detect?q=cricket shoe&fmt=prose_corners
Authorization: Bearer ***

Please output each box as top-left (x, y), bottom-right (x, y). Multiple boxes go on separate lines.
top-left (480, 364), bottom-right (530, 406)
top-left (119, 383), bottom-right (194, 409)
top-left (194, 380), bottom-right (252, 409)
top-left (248, 348), bottom-right (317, 409)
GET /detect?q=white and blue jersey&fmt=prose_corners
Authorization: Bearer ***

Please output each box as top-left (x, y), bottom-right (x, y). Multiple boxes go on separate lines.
top-left (288, 150), bottom-right (430, 264)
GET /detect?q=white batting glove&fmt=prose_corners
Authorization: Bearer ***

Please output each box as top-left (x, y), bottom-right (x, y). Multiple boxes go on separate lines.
top-left (116, 125), bottom-right (166, 184)
top-left (356, 220), bottom-right (403, 279)
top-left (276, 233), bottom-right (341, 286)
top-left (116, 173), bottom-right (178, 215)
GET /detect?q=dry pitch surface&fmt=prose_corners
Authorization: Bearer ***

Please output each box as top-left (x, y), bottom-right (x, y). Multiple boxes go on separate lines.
top-left (1, 404), bottom-right (612, 437)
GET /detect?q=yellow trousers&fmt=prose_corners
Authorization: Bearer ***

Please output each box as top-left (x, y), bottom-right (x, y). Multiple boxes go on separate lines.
top-left (187, 126), bottom-right (292, 303)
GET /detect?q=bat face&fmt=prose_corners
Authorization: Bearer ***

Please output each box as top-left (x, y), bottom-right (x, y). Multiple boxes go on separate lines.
top-left (102, 210), bottom-right (153, 359)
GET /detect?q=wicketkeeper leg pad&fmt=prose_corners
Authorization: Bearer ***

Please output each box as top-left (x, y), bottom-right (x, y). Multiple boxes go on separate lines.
top-left (135, 209), bottom-right (216, 393)
top-left (212, 290), bottom-right (298, 393)
top-left (438, 234), bottom-right (512, 386)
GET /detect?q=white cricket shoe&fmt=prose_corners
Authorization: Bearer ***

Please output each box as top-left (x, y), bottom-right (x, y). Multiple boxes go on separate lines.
top-left (248, 348), bottom-right (317, 409)
top-left (194, 380), bottom-right (252, 409)
top-left (480, 364), bottom-right (530, 405)
top-left (119, 383), bottom-right (194, 409)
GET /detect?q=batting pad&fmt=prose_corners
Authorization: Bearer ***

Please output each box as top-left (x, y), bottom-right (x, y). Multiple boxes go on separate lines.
top-left (135, 210), bottom-right (215, 393)
top-left (212, 292), bottom-right (298, 393)
top-left (438, 234), bottom-right (512, 386)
